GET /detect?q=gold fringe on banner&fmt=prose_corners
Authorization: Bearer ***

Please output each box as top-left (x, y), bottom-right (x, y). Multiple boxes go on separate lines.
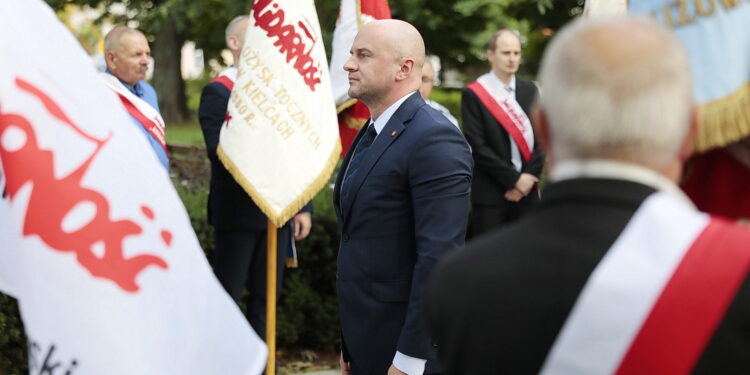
top-left (336, 98), bottom-right (357, 114)
top-left (217, 139), bottom-right (342, 229)
top-left (696, 82), bottom-right (750, 152)
top-left (344, 115), bottom-right (368, 130)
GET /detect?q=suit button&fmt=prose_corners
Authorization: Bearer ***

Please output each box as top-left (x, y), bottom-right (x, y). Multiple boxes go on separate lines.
top-left (342, 233), bottom-right (350, 242)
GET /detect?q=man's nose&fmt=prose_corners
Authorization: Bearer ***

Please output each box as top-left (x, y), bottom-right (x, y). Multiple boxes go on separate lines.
top-left (343, 57), bottom-right (356, 72)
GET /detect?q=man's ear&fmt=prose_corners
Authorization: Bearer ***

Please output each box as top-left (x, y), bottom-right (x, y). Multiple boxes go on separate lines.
top-left (396, 58), bottom-right (415, 81)
top-left (227, 36), bottom-right (239, 52)
top-left (105, 51), bottom-right (116, 69)
top-left (678, 105), bottom-right (699, 162)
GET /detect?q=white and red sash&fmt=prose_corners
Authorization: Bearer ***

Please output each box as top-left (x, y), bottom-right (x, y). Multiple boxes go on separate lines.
top-left (541, 192), bottom-right (750, 375)
top-left (101, 73), bottom-right (166, 150)
top-left (212, 66), bottom-right (237, 92)
top-left (211, 67), bottom-right (237, 126)
top-left (467, 74), bottom-right (534, 163)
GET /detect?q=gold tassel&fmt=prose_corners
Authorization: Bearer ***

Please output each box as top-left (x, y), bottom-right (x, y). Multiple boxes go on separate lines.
top-left (696, 82), bottom-right (750, 152)
top-left (217, 139), bottom-right (342, 228)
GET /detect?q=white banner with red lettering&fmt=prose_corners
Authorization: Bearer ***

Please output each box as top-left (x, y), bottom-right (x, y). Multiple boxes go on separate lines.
top-left (0, 1), bottom-right (266, 374)
top-left (220, 0), bottom-right (341, 227)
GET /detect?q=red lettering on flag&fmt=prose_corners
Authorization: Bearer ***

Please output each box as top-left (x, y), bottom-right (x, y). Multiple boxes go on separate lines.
top-left (0, 78), bottom-right (169, 293)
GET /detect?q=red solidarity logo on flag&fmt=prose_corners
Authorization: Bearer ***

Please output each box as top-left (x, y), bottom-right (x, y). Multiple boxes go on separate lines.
top-left (253, 0), bottom-right (322, 91)
top-left (0, 78), bottom-right (170, 293)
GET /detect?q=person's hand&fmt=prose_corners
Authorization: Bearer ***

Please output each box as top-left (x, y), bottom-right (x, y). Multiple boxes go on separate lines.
top-left (504, 188), bottom-right (524, 202)
top-left (515, 173), bottom-right (539, 195)
top-left (340, 352), bottom-right (351, 375)
top-left (292, 212), bottom-right (312, 240)
top-left (387, 365), bottom-right (407, 375)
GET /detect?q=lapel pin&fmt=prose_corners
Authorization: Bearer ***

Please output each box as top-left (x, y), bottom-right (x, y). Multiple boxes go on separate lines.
top-left (391, 130), bottom-right (397, 137)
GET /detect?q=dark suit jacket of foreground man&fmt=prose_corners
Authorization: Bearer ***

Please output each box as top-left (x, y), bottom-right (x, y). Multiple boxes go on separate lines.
top-left (426, 177), bottom-right (750, 374)
top-left (334, 92), bottom-right (472, 374)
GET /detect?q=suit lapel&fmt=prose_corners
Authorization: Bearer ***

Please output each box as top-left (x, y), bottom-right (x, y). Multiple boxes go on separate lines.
top-left (340, 92), bottom-right (424, 225)
top-left (334, 123), bottom-right (368, 224)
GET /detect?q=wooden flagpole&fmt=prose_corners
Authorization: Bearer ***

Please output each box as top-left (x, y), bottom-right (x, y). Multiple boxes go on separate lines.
top-left (266, 220), bottom-right (277, 375)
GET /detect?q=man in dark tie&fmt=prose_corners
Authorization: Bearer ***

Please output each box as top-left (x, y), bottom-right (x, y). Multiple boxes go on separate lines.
top-left (334, 19), bottom-right (472, 375)
top-left (462, 29), bottom-right (544, 236)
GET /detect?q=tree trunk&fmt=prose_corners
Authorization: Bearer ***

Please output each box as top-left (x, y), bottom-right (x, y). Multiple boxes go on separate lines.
top-left (152, 13), bottom-right (189, 125)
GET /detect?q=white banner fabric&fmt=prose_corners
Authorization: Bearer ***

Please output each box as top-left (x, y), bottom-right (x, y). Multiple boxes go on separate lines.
top-left (0, 1), bottom-right (267, 374)
top-left (221, 0), bottom-right (341, 227)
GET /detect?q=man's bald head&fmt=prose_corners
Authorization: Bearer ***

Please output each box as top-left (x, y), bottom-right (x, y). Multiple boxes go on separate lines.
top-left (538, 17), bottom-right (694, 173)
top-left (225, 16), bottom-right (249, 64)
top-left (104, 26), bottom-right (145, 55)
top-left (362, 19), bottom-right (426, 69)
top-left (344, 19), bottom-right (426, 118)
top-left (104, 26), bottom-right (150, 87)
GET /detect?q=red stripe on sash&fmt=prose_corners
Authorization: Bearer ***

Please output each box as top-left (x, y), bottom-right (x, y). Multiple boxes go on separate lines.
top-left (616, 218), bottom-right (750, 374)
top-left (466, 81), bottom-right (532, 162)
top-left (116, 94), bottom-right (167, 152)
top-left (211, 75), bottom-right (235, 92)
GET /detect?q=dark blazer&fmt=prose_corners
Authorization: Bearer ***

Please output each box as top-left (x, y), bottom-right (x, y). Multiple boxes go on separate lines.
top-left (427, 178), bottom-right (750, 374)
top-left (334, 92), bottom-right (473, 374)
top-left (198, 80), bottom-right (309, 231)
top-left (461, 76), bottom-right (544, 206)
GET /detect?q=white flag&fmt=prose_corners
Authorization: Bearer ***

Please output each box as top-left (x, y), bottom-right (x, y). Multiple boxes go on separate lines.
top-left (0, 1), bottom-right (266, 374)
top-left (220, 0), bottom-right (341, 227)
top-left (583, 0), bottom-right (627, 18)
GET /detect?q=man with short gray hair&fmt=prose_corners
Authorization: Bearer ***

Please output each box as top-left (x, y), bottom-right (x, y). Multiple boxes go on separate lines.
top-left (428, 16), bottom-right (750, 374)
top-left (101, 26), bottom-right (168, 169)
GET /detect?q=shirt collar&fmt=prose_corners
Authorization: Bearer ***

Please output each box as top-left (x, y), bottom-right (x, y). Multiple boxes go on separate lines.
top-left (551, 159), bottom-right (694, 208)
top-left (105, 68), bottom-right (144, 98)
top-left (489, 70), bottom-right (515, 92)
top-left (371, 91), bottom-right (415, 135)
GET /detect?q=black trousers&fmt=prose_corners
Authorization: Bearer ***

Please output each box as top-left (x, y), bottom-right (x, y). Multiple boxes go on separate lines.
top-left (213, 226), bottom-right (290, 340)
top-left (471, 190), bottom-right (539, 238)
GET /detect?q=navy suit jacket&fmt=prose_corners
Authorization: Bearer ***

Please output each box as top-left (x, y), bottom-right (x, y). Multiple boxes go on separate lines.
top-left (334, 92), bottom-right (473, 374)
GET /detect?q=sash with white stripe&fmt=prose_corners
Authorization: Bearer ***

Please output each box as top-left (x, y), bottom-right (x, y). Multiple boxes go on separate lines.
top-left (101, 73), bottom-right (166, 150)
top-left (541, 192), bottom-right (750, 375)
top-left (211, 67), bottom-right (237, 127)
top-left (469, 73), bottom-right (534, 164)
top-left (212, 66), bottom-right (237, 92)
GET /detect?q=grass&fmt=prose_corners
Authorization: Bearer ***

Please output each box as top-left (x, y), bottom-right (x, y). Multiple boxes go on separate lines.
top-left (167, 122), bottom-right (205, 146)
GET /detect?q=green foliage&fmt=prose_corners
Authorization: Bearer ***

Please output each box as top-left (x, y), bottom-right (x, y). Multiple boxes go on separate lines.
top-left (45, 0), bottom-right (250, 62)
top-left (170, 142), bottom-right (342, 350)
top-left (278, 186), bottom-right (341, 350)
top-left (428, 87), bottom-right (462, 126)
top-left (185, 74), bottom-right (214, 117)
top-left (169, 145), bottom-right (214, 256)
top-left (167, 123), bottom-right (206, 146)
top-left (0, 294), bottom-right (27, 375)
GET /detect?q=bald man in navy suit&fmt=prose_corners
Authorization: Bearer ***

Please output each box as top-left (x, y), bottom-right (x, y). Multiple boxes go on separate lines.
top-left (334, 20), bottom-right (472, 375)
